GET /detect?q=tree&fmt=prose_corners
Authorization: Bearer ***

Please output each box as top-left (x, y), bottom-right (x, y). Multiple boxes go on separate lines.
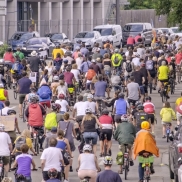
top-left (126, 0), bottom-right (155, 10)
top-left (152, 0), bottom-right (182, 28)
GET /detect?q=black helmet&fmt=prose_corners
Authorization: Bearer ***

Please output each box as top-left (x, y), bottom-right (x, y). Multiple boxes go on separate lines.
top-left (30, 95), bottom-right (39, 104)
top-left (118, 93), bottom-right (125, 99)
top-left (145, 96), bottom-right (151, 101)
top-left (7, 110), bottom-right (16, 115)
top-left (102, 109), bottom-right (109, 115)
top-left (137, 104), bottom-right (144, 110)
top-left (48, 168), bottom-right (58, 178)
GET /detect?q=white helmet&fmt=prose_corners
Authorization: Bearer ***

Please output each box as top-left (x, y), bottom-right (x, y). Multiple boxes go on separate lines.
top-left (87, 94), bottom-right (93, 99)
top-left (103, 156), bottom-right (113, 165)
top-left (85, 108), bottom-right (92, 114)
top-left (83, 144), bottom-right (92, 152)
top-left (0, 124), bottom-right (5, 131)
top-left (0, 84), bottom-right (4, 88)
top-left (53, 76), bottom-right (59, 81)
top-left (114, 48), bottom-right (119, 53)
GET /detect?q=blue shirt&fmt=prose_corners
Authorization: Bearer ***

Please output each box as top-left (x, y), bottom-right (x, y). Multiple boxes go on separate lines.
top-left (18, 77), bottom-right (32, 94)
top-left (80, 61), bottom-right (92, 73)
top-left (80, 47), bottom-right (88, 56)
top-left (115, 99), bottom-right (127, 115)
top-left (100, 49), bottom-right (107, 57)
top-left (94, 81), bottom-right (107, 97)
top-left (0, 101), bottom-right (4, 110)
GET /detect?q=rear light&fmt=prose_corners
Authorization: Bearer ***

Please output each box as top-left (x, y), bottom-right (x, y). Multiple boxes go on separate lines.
top-left (124, 153), bottom-right (128, 157)
top-left (178, 143), bottom-right (182, 153)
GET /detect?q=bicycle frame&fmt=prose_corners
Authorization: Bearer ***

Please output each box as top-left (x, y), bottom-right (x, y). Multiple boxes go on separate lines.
top-left (0, 156), bottom-right (4, 181)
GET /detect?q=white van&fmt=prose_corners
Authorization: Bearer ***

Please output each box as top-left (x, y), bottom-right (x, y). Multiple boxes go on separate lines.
top-left (93, 24), bottom-right (123, 48)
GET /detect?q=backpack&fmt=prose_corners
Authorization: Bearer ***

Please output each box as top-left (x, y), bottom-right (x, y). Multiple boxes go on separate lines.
top-left (45, 112), bottom-right (57, 129)
top-left (114, 55), bottom-right (119, 64)
top-left (125, 62), bottom-right (132, 72)
top-left (143, 102), bottom-right (155, 114)
top-left (116, 151), bottom-right (123, 165)
top-left (87, 69), bottom-right (96, 80)
top-left (15, 136), bottom-right (26, 151)
top-left (145, 60), bottom-right (153, 70)
top-left (135, 112), bottom-right (149, 129)
top-left (39, 86), bottom-right (50, 99)
top-left (12, 62), bottom-right (19, 72)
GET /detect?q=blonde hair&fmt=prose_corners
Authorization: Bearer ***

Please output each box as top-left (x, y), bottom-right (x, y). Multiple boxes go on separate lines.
top-left (21, 129), bottom-right (31, 138)
top-left (63, 112), bottom-right (70, 120)
top-left (48, 61), bottom-right (53, 68)
top-left (84, 113), bottom-right (94, 121)
top-left (57, 129), bottom-right (64, 139)
top-left (72, 64), bottom-right (77, 69)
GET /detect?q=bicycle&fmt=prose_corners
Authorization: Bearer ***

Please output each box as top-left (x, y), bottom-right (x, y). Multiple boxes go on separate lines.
top-left (22, 100), bottom-right (27, 123)
top-left (94, 97), bottom-right (105, 115)
top-left (13, 82), bottom-right (18, 100)
top-left (103, 133), bottom-right (111, 157)
top-left (67, 87), bottom-right (76, 106)
top-left (166, 123), bottom-right (171, 143)
top-left (0, 156), bottom-right (4, 182)
top-left (160, 82), bottom-right (169, 102)
top-left (169, 77), bottom-right (175, 95)
top-left (4, 65), bottom-right (12, 89)
top-left (123, 144), bottom-right (130, 180)
top-left (81, 176), bottom-right (91, 182)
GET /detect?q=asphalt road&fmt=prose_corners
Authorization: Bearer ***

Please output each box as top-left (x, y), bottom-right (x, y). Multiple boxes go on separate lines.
top-left (6, 80), bottom-right (180, 182)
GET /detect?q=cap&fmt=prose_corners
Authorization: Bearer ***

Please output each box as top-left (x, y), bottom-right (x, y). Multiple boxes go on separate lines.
top-left (51, 127), bottom-right (57, 132)
top-left (91, 59), bottom-right (96, 63)
top-left (53, 75), bottom-right (59, 81)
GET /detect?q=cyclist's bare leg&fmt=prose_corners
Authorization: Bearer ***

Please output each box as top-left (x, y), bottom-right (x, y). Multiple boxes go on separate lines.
top-left (129, 149), bottom-right (133, 161)
top-left (64, 164), bottom-right (70, 181)
top-left (107, 141), bottom-right (112, 154)
top-left (19, 104), bottom-right (23, 116)
top-left (100, 141), bottom-right (104, 154)
top-left (93, 144), bottom-right (97, 155)
top-left (162, 124), bottom-right (166, 136)
top-left (4, 164), bottom-right (9, 177)
top-left (151, 123), bottom-right (155, 133)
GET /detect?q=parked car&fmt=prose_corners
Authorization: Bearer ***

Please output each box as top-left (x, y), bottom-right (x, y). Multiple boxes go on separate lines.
top-left (21, 37), bottom-right (55, 57)
top-left (45, 33), bottom-right (71, 44)
top-left (74, 31), bottom-right (102, 48)
top-left (10, 31), bottom-right (40, 51)
top-left (93, 24), bottom-right (123, 48)
top-left (169, 126), bottom-right (182, 182)
top-left (170, 27), bottom-right (182, 38)
top-left (8, 31), bottom-right (25, 48)
top-left (122, 23), bottom-right (153, 46)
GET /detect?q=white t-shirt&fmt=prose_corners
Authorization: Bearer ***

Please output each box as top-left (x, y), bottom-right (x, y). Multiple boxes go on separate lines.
top-left (74, 102), bottom-right (86, 116)
top-left (76, 57), bottom-right (83, 70)
top-left (71, 69), bottom-right (80, 82)
top-left (56, 85), bottom-right (67, 97)
top-left (0, 132), bottom-right (11, 156)
top-left (1, 107), bottom-right (11, 116)
top-left (55, 99), bottom-right (68, 112)
top-left (132, 57), bottom-right (141, 67)
top-left (40, 147), bottom-right (63, 171)
top-left (85, 101), bottom-right (96, 113)
top-left (45, 66), bottom-right (53, 76)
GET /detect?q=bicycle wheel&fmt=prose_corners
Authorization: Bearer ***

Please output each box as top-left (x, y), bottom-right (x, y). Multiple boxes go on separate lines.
top-left (7, 75), bottom-right (11, 89)
top-left (22, 102), bottom-right (26, 122)
top-left (124, 163), bottom-right (128, 180)
top-left (149, 83), bottom-right (152, 94)
top-left (34, 137), bottom-right (39, 154)
top-left (167, 133), bottom-right (169, 142)
top-left (14, 90), bottom-right (17, 99)
top-left (104, 144), bottom-right (107, 157)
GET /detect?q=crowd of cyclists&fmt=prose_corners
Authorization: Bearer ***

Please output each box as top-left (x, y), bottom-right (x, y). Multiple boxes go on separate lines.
top-left (0, 30), bottom-right (181, 182)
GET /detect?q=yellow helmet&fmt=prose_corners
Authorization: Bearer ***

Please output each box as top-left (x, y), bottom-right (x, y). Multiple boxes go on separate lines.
top-left (141, 121), bottom-right (150, 130)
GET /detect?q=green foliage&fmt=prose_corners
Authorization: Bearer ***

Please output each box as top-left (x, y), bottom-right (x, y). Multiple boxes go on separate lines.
top-left (0, 44), bottom-right (8, 58)
top-left (126, 0), bottom-right (155, 10)
top-left (153, 0), bottom-right (182, 29)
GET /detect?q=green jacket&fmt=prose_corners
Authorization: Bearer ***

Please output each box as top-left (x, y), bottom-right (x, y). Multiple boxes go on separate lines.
top-left (111, 53), bottom-right (123, 67)
top-left (114, 122), bottom-right (136, 145)
top-left (13, 51), bottom-right (25, 60)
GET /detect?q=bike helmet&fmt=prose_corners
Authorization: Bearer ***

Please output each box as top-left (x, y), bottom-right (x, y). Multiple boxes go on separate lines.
top-left (83, 144), bottom-right (92, 152)
top-left (141, 121), bottom-right (150, 130)
top-left (114, 48), bottom-right (119, 53)
top-left (29, 95), bottom-right (39, 103)
top-left (59, 94), bottom-right (65, 99)
top-left (145, 96), bottom-right (151, 101)
top-left (0, 84), bottom-right (4, 88)
top-left (137, 104), bottom-right (144, 110)
top-left (75, 46), bottom-right (80, 50)
top-left (0, 124), bottom-right (5, 131)
top-left (53, 75), bottom-right (59, 81)
top-left (87, 94), bottom-right (93, 99)
top-left (48, 168), bottom-right (58, 178)
top-left (102, 109), bottom-right (109, 115)
top-left (85, 108), bottom-right (92, 114)
top-left (121, 114), bottom-right (129, 122)
top-left (63, 59), bottom-right (68, 63)
top-left (52, 103), bottom-right (61, 111)
top-left (135, 101), bottom-right (142, 107)
top-left (103, 156), bottom-right (113, 165)
top-left (7, 110), bottom-right (16, 115)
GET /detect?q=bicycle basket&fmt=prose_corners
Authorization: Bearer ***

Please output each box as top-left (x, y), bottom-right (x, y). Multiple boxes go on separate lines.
top-left (68, 87), bottom-right (74, 94)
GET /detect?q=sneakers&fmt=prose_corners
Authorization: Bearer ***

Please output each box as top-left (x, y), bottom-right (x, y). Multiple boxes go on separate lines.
top-left (130, 160), bottom-right (134, 166)
top-left (70, 166), bottom-right (73, 172)
top-left (162, 135), bottom-right (166, 138)
top-left (64, 180), bottom-right (69, 182)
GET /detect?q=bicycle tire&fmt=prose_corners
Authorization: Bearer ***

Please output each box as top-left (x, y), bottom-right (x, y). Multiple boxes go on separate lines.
top-left (14, 90), bottom-right (17, 99)
top-left (104, 144), bottom-right (107, 157)
top-left (124, 163), bottom-right (128, 180)
top-left (7, 76), bottom-right (11, 89)
top-left (149, 83), bottom-right (152, 94)
top-left (22, 102), bottom-right (26, 122)
top-left (167, 133), bottom-right (169, 143)
top-left (34, 137), bottom-right (39, 154)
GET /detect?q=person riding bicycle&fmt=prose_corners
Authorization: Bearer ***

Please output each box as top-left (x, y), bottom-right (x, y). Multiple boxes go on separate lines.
top-left (111, 49), bottom-right (123, 75)
top-left (176, 92), bottom-right (182, 125)
top-left (133, 121), bottom-right (159, 182)
top-left (25, 95), bottom-right (46, 130)
top-left (0, 83), bottom-right (8, 102)
top-left (99, 109), bottom-right (113, 157)
top-left (3, 48), bottom-right (15, 68)
top-left (37, 82), bottom-right (52, 109)
top-left (0, 124), bottom-right (12, 178)
top-left (96, 156), bottom-right (122, 182)
top-left (12, 144), bottom-right (36, 182)
top-left (158, 61), bottom-right (170, 98)
top-left (113, 93), bottom-right (129, 127)
top-left (160, 101), bottom-right (176, 138)
top-left (13, 47), bottom-right (25, 61)
top-left (143, 96), bottom-right (156, 133)
top-left (81, 108), bottom-right (102, 155)
top-left (77, 144), bottom-right (101, 182)
top-left (114, 114), bottom-right (135, 174)
top-left (55, 94), bottom-right (69, 114)
top-left (52, 44), bottom-right (64, 60)
top-left (46, 168), bottom-right (61, 182)
top-left (133, 104), bottom-right (149, 132)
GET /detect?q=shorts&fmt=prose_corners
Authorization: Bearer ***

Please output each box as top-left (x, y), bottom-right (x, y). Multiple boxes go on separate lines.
top-left (176, 112), bottom-right (182, 122)
top-left (19, 94), bottom-right (26, 104)
top-left (39, 101), bottom-right (51, 108)
top-left (114, 115), bottom-right (122, 123)
top-left (12, 73), bottom-right (21, 79)
top-left (128, 99), bottom-right (138, 106)
top-left (83, 132), bottom-right (98, 145)
top-left (148, 114), bottom-right (155, 124)
top-left (143, 85), bottom-right (148, 94)
top-left (148, 70), bottom-right (156, 78)
top-left (159, 79), bottom-right (168, 83)
top-left (69, 141), bottom-right (75, 152)
top-left (139, 85), bottom-right (145, 95)
top-left (42, 171), bottom-right (61, 181)
top-left (119, 144), bottom-right (132, 153)
top-left (76, 115), bottom-right (84, 124)
top-left (100, 129), bottom-right (112, 141)
top-left (0, 156), bottom-right (10, 165)
top-left (162, 121), bottom-right (172, 125)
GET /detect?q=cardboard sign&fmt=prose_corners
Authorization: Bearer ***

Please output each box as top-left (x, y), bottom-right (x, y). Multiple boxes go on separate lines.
top-left (0, 115), bottom-right (15, 131)
top-left (29, 72), bottom-right (37, 83)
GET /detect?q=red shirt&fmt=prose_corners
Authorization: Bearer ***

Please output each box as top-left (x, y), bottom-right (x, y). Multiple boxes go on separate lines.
top-left (3, 52), bottom-right (15, 63)
top-left (175, 53), bottom-right (182, 65)
top-left (166, 57), bottom-right (171, 64)
top-left (99, 115), bottom-right (113, 129)
top-left (127, 37), bottom-right (135, 45)
top-left (64, 72), bottom-right (74, 85)
top-left (135, 35), bottom-right (141, 43)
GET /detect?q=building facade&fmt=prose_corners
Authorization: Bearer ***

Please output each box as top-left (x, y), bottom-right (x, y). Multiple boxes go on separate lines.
top-left (0, 0), bottom-right (111, 42)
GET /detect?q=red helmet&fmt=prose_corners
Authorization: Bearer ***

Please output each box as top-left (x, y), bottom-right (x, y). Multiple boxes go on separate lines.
top-left (52, 103), bottom-right (61, 111)
top-left (59, 94), bottom-right (65, 99)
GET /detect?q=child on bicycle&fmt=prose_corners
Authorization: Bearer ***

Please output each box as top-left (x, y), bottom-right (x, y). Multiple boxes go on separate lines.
top-left (160, 101), bottom-right (176, 138)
